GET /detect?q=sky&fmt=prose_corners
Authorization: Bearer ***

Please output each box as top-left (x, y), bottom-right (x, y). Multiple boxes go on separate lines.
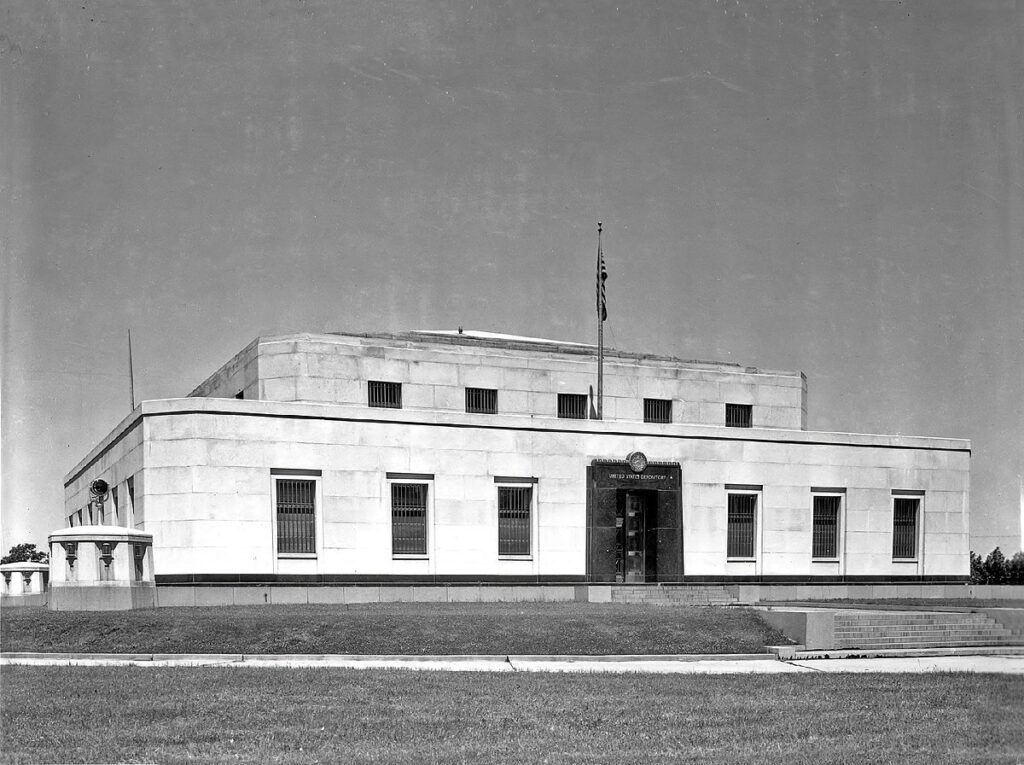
top-left (2, 0), bottom-right (1022, 555)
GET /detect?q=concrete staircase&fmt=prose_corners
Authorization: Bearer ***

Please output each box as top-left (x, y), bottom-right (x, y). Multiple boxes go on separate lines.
top-left (610, 585), bottom-right (738, 606)
top-left (833, 611), bottom-right (1016, 650)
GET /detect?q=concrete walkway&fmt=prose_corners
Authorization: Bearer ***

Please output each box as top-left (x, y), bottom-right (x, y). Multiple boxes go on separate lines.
top-left (3, 651), bottom-right (1024, 674)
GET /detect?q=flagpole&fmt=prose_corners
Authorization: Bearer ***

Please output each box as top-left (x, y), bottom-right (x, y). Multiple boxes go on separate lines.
top-left (128, 328), bottom-right (136, 412)
top-left (597, 221), bottom-right (604, 421)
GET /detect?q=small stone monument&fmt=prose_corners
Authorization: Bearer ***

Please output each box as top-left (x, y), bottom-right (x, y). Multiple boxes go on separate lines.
top-left (0, 561), bottom-right (49, 606)
top-left (48, 526), bottom-right (156, 611)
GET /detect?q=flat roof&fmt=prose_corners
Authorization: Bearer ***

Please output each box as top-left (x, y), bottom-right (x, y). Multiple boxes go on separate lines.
top-left (315, 330), bottom-right (796, 376)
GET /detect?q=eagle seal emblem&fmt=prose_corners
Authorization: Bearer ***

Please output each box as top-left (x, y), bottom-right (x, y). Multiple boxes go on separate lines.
top-left (626, 451), bottom-right (648, 473)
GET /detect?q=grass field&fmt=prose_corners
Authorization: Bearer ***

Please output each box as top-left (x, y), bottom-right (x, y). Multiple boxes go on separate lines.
top-left (0, 603), bottom-right (791, 655)
top-left (2, 666), bottom-right (1022, 764)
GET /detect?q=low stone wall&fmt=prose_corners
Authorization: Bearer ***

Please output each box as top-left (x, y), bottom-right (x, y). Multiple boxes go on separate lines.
top-left (0, 593), bottom-right (48, 608)
top-left (149, 583), bottom-right (1024, 608)
top-left (734, 583), bottom-right (1024, 603)
top-left (156, 584), bottom-right (581, 607)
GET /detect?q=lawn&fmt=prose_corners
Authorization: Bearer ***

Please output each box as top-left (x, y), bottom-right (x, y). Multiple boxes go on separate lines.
top-left (2, 666), bottom-right (1022, 764)
top-left (0, 603), bottom-right (790, 655)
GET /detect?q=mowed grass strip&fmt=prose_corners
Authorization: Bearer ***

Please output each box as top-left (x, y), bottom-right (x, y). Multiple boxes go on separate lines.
top-left (0, 603), bottom-right (790, 655)
top-left (3, 667), bottom-right (1022, 764)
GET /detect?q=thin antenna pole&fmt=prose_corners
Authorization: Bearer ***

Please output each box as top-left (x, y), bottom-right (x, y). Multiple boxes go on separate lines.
top-left (596, 222), bottom-right (606, 420)
top-left (128, 328), bottom-right (136, 411)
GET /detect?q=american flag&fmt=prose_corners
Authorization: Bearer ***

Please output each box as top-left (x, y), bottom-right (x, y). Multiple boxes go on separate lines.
top-left (596, 223), bottom-right (607, 321)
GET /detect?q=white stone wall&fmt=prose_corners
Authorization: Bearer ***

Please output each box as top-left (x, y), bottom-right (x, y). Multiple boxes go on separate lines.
top-left (64, 412), bottom-right (145, 530)
top-left (64, 398), bottom-right (969, 579)
top-left (195, 333), bottom-right (807, 430)
top-left (188, 338), bottom-right (260, 400)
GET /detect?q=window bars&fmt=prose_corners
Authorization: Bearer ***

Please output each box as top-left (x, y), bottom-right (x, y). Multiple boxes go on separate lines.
top-left (643, 398), bottom-right (672, 423)
top-left (368, 381), bottom-right (402, 409)
top-left (392, 483), bottom-right (428, 555)
top-left (892, 497), bottom-right (919, 559)
top-left (276, 479), bottom-right (316, 554)
top-left (465, 387), bottom-right (498, 414)
top-left (498, 486), bottom-right (532, 556)
top-left (557, 393), bottom-right (588, 419)
top-left (725, 403), bottom-right (752, 428)
top-left (727, 494), bottom-right (757, 558)
top-left (812, 495), bottom-right (840, 559)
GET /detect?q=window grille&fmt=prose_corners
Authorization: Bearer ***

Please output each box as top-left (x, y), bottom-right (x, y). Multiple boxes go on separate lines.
top-left (812, 496), bottom-right (840, 559)
top-left (498, 487), bottom-right (532, 556)
top-left (368, 380), bottom-right (402, 409)
top-left (466, 387), bottom-right (498, 414)
top-left (727, 494), bottom-right (757, 558)
top-left (557, 393), bottom-right (588, 419)
top-left (276, 479), bottom-right (316, 554)
top-left (726, 403), bottom-right (752, 428)
top-left (392, 483), bottom-right (427, 555)
top-left (892, 497), bottom-right (919, 559)
top-left (644, 398), bottom-right (672, 423)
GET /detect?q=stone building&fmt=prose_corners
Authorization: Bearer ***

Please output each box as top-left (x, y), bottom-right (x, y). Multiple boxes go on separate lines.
top-left (63, 330), bottom-right (970, 584)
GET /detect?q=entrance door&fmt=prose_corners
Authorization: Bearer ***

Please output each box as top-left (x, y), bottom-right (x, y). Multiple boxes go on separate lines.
top-left (587, 462), bottom-right (681, 583)
top-left (620, 492), bottom-right (647, 583)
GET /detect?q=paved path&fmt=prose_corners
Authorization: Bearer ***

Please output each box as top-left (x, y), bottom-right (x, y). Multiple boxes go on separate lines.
top-left (4, 652), bottom-right (1024, 674)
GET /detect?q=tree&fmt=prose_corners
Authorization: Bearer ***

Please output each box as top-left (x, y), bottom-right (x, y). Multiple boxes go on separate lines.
top-left (970, 550), bottom-right (985, 583)
top-left (0, 543), bottom-right (48, 565)
top-left (983, 547), bottom-right (1008, 585)
top-left (1008, 552), bottom-right (1024, 586)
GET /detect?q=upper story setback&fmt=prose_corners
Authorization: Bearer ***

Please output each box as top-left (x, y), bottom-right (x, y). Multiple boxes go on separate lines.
top-left (188, 331), bottom-right (809, 430)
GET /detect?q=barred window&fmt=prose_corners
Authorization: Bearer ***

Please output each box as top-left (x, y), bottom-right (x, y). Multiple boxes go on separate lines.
top-left (557, 393), bottom-right (588, 419)
top-left (643, 398), bottom-right (672, 423)
top-left (498, 487), bottom-right (532, 556)
top-left (392, 483), bottom-right (428, 555)
top-left (726, 403), bottom-right (752, 428)
top-left (466, 387), bottom-right (498, 414)
top-left (892, 497), bottom-right (919, 559)
top-left (812, 495), bottom-right (841, 559)
top-left (276, 479), bottom-right (316, 554)
top-left (727, 493), bottom-right (757, 558)
top-left (368, 380), bottom-right (402, 409)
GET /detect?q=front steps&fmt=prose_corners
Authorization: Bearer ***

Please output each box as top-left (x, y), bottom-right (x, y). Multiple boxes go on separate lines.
top-left (833, 611), bottom-right (1016, 650)
top-left (610, 585), bottom-right (738, 606)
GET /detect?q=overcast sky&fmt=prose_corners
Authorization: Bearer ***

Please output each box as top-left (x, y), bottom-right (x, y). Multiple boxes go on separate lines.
top-left (2, 1), bottom-right (1022, 554)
